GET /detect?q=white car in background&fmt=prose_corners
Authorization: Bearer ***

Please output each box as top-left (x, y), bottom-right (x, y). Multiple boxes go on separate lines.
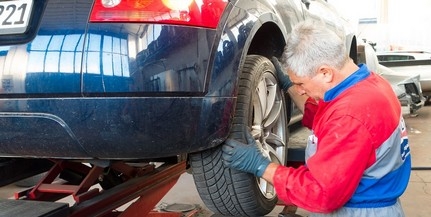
top-left (377, 51), bottom-right (431, 100)
top-left (358, 44), bottom-right (426, 114)
top-left (384, 63), bottom-right (431, 100)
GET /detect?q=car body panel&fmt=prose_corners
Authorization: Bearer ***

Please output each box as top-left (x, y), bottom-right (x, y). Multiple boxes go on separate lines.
top-left (0, 0), bottom-right (356, 159)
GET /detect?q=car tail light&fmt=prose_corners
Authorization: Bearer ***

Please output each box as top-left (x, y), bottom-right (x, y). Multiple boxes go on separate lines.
top-left (90, 0), bottom-right (228, 29)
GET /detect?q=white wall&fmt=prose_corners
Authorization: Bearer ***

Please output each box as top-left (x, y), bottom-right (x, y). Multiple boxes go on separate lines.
top-left (329, 0), bottom-right (431, 51)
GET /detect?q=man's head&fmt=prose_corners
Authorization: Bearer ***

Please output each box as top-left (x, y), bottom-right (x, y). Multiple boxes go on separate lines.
top-left (280, 21), bottom-right (354, 100)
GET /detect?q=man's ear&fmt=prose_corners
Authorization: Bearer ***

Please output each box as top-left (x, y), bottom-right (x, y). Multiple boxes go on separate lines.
top-left (318, 65), bottom-right (334, 83)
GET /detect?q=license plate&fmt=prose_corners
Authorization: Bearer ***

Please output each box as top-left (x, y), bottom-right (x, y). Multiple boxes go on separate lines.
top-left (0, 0), bottom-right (33, 35)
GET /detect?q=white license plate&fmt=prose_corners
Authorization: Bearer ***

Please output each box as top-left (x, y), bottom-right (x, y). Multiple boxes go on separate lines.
top-left (0, 0), bottom-right (33, 35)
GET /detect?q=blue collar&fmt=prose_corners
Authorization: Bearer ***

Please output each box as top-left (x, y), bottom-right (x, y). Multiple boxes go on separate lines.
top-left (323, 64), bottom-right (370, 102)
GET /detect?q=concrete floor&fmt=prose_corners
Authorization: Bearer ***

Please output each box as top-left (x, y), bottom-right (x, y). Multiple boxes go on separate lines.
top-left (0, 105), bottom-right (430, 216)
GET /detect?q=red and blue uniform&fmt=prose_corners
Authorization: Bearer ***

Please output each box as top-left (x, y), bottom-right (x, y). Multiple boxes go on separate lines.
top-left (274, 64), bottom-right (411, 216)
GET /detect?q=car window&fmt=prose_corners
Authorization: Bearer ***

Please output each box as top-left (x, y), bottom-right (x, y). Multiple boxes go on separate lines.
top-left (377, 55), bottom-right (414, 61)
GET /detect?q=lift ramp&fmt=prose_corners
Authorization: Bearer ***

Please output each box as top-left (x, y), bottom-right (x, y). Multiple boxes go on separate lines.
top-left (0, 199), bottom-right (68, 217)
top-left (1, 159), bottom-right (191, 217)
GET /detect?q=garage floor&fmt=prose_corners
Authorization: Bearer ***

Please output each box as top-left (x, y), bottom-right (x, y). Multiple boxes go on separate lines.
top-left (0, 106), bottom-right (430, 216)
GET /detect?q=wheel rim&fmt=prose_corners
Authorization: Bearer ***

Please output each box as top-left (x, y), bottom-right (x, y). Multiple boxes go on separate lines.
top-left (251, 70), bottom-right (287, 199)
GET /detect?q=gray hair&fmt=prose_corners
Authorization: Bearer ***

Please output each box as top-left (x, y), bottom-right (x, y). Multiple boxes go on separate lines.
top-left (280, 21), bottom-right (348, 77)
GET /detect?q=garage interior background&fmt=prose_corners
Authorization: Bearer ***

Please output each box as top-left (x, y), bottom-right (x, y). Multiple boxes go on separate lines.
top-left (330, 0), bottom-right (431, 51)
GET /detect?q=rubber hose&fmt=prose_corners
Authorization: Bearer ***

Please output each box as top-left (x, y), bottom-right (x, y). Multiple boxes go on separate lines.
top-left (411, 167), bottom-right (431, 170)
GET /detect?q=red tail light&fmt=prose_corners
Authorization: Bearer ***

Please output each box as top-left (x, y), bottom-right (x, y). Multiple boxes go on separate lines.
top-left (90, 0), bottom-right (228, 29)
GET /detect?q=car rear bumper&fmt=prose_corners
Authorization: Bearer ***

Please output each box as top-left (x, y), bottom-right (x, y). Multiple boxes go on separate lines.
top-left (0, 96), bottom-right (234, 159)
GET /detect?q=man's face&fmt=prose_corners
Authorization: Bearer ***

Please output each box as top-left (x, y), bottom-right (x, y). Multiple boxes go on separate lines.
top-left (287, 69), bottom-right (327, 100)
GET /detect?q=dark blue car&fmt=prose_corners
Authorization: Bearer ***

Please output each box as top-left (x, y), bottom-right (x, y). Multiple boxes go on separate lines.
top-left (0, 0), bottom-right (357, 215)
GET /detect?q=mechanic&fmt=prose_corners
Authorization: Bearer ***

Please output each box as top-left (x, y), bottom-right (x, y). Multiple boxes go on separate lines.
top-left (222, 21), bottom-right (411, 216)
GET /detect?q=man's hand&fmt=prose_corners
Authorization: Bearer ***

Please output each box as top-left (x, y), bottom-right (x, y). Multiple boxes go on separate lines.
top-left (222, 131), bottom-right (271, 177)
top-left (271, 57), bottom-right (293, 91)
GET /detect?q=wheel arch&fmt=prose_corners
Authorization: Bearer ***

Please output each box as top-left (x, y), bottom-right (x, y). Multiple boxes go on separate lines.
top-left (247, 21), bottom-right (358, 64)
top-left (242, 20), bottom-right (295, 124)
top-left (198, 8), bottom-right (291, 152)
top-left (248, 21), bottom-right (287, 59)
top-left (348, 34), bottom-right (358, 64)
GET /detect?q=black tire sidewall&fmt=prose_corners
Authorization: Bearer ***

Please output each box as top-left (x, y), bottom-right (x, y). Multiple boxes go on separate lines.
top-left (190, 54), bottom-right (288, 216)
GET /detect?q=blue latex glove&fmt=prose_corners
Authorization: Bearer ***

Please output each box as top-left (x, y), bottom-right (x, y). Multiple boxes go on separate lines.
top-left (271, 57), bottom-right (293, 91)
top-left (222, 131), bottom-right (271, 177)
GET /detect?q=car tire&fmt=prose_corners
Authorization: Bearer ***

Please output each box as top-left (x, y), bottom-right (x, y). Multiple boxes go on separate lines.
top-left (190, 55), bottom-right (290, 216)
